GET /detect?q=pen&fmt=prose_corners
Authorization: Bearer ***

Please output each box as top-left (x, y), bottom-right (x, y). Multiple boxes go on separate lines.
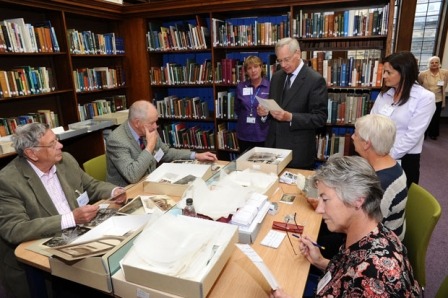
top-left (292, 234), bottom-right (326, 250)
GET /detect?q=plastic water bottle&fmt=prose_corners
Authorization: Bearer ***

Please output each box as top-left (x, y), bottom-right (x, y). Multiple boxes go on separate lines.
top-left (182, 198), bottom-right (197, 217)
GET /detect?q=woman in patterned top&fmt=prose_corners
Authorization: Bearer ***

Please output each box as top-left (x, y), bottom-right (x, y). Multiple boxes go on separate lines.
top-left (271, 156), bottom-right (420, 298)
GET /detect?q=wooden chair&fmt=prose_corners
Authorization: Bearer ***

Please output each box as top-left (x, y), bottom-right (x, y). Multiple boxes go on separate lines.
top-left (402, 183), bottom-right (442, 295)
top-left (83, 154), bottom-right (107, 181)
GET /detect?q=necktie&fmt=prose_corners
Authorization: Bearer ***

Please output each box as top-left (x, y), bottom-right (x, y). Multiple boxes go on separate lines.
top-left (138, 137), bottom-right (145, 150)
top-left (282, 73), bottom-right (293, 103)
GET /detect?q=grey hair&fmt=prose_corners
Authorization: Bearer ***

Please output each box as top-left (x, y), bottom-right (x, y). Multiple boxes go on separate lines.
top-left (311, 155), bottom-right (383, 222)
top-left (12, 122), bottom-right (49, 157)
top-left (128, 100), bottom-right (153, 121)
top-left (355, 114), bottom-right (396, 155)
top-left (275, 37), bottom-right (300, 54)
top-left (428, 56), bottom-right (440, 68)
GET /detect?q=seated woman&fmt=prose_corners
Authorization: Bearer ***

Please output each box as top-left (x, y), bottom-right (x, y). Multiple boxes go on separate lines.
top-left (271, 156), bottom-right (420, 298)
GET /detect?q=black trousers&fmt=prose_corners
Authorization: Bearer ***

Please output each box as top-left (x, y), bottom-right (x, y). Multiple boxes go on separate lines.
top-left (401, 153), bottom-right (421, 188)
top-left (426, 101), bottom-right (442, 138)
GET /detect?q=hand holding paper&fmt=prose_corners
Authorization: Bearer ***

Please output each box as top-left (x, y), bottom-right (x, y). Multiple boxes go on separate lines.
top-left (255, 96), bottom-right (284, 112)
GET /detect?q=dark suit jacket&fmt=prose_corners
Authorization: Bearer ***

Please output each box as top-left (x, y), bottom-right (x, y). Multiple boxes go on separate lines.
top-left (265, 64), bottom-right (328, 168)
top-left (0, 152), bottom-right (116, 297)
top-left (106, 120), bottom-right (192, 187)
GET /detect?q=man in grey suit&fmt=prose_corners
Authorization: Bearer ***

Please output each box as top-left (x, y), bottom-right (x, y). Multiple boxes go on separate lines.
top-left (0, 122), bottom-right (125, 298)
top-left (106, 100), bottom-right (217, 187)
top-left (257, 37), bottom-right (328, 169)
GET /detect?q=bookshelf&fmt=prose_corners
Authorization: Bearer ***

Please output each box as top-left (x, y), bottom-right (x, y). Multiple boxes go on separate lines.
top-left (0, 0), bottom-right (125, 167)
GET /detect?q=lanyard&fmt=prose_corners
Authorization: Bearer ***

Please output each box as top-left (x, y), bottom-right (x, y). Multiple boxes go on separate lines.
top-left (249, 87), bottom-right (261, 116)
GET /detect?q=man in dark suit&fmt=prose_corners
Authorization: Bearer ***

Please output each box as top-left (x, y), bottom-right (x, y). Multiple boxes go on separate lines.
top-left (258, 37), bottom-right (328, 169)
top-left (106, 100), bottom-right (217, 187)
top-left (0, 122), bottom-right (124, 298)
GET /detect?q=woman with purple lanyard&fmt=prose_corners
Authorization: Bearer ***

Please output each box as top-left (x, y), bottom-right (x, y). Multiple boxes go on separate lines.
top-left (370, 51), bottom-right (435, 188)
top-left (235, 56), bottom-right (270, 153)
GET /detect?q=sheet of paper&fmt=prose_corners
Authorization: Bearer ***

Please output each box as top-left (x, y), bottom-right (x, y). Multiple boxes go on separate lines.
top-left (235, 244), bottom-right (280, 290)
top-left (255, 95), bottom-right (283, 112)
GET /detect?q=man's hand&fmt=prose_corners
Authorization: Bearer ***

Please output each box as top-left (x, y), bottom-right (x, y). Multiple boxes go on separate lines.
top-left (73, 205), bottom-right (100, 224)
top-left (270, 110), bottom-right (292, 122)
top-left (112, 188), bottom-right (126, 205)
top-left (144, 126), bottom-right (158, 153)
top-left (196, 152), bottom-right (217, 162)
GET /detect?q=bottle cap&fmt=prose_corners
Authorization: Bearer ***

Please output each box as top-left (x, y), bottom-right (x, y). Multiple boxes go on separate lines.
top-left (186, 198), bottom-right (193, 204)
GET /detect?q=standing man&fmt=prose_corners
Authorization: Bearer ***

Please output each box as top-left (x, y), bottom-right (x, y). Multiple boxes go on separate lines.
top-left (106, 100), bottom-right (217, 187)
top-left (257, 37), bottom-right (328, 169)
top-left (0, 122), bottom-right (124, 298)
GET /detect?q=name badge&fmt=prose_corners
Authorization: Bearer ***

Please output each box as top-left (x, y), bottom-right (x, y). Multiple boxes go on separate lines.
top-left (246, 116), bottom-right (256, 124)
top-left (379, 104), bottom-right (395, 117)
top-left (243, 87), bottom-right (253, 96)
top-left (154, 148), bottom-right (164, 162)
top-left (437, 80), bottom-right (444, 86)
top-left (76, 191), bottom-right (89, 206)
top-left (316, 271), bottom-right (332, 294)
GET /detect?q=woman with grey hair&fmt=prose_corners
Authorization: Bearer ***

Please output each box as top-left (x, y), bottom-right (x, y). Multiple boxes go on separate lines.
top-left (418, 55), bottom-right (448, 140)
top-left (353, 114), bottom-right (407, 240)
top-left (271, 156), bottom-right (420, 298)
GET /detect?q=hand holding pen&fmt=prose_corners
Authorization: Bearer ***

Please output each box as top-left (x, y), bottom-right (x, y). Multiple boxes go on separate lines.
top-left (292, 234), bottom-right (325, 250)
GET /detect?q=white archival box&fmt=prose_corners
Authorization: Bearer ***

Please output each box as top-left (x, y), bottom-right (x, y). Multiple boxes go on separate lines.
top-left (48, 214), bottom-right (151, 292)
top-left (121, 214), bottom-right (238, 298)
top-left (143, 163), bottom-right (213, 196)
top-left (236, 147), bottom-right (292, 175)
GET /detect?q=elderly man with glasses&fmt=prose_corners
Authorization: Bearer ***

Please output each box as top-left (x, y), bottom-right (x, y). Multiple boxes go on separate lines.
top-left (257, 37), bottom-right (328, 169)
top-left (0, 122), bottom-right (124, 298)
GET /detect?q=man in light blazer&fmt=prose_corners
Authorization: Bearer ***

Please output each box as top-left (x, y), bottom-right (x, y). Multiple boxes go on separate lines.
top-left (106, 100), bottom-right (217, 187)
top-left (258, 37), bottom-right (328, 169)
top-left (0, 122), bottom-right (124, 298)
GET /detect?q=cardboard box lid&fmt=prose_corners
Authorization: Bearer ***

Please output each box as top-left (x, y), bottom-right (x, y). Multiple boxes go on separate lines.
top-left (121, 215), bottom-right (238, 298)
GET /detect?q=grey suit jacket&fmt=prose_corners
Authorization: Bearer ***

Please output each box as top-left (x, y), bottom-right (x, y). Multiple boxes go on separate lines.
top-left (106, 120), bottom-right (192, 187)
top-left (0, 152), bottom-right (116, 297)
top-left (265, 64), bottom-right (328, 168)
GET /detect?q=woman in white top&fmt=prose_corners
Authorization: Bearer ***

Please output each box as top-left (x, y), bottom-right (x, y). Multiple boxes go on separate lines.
top-left (370, 51), bottom-right (435, 188)
top-left (418, 56), bottom-right (448, 140)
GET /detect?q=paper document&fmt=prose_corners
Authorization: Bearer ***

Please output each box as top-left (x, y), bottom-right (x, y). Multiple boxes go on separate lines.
top-left (255, 96), bottom-right (283, 112)
top-left (235, 244), bottom-right (280, 290)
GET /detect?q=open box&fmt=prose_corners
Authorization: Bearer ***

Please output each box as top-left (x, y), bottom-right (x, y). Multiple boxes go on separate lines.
top-left (93, 110), bottom-right (129, 125)
top-left (48, 215), bottom-right (151, 293)
top-left (143, 163), bottom-right (213, 196)
top-left (121, 215), bottom-right (238, 298)
top-left (236, 147), bottom-right (292, 175)
top-left (68, 119), bottom-right (113, 132)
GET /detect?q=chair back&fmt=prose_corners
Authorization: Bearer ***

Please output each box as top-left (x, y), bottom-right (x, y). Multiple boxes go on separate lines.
top-left (403, 183), bottom-right (441, 289)
top-left (83, 154), bottom-right (107, 182)
top-left (436, 276), bottom-right (448, 298)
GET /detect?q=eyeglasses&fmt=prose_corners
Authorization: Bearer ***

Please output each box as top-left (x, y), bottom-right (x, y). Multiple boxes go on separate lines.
top-left (284, 212), bottom-right (300, 255)
top-left (34, 138), bottom-right (59, 149)
top-left (276, 53), bottom-right (296, 65)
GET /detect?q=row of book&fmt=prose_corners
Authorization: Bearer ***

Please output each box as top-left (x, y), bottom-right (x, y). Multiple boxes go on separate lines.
top-left (211, 14), bottom-right (290, 47)
top-left (308, 52), bottom-right (384, 88)
top-left (73, 66), bottom-right (125, 93)
top-left (327, 92), bottom-right (374, 125)
top-left (150, 60), bottom-right (213, 85)
top-left (316, 127), bottom-right (355, 160)
top-left (293, 5), bottom-right (389, 38)
top-left (215, 57), bottom-right (278, 85)
top-left (155, 95), bottom-right (210, 119)
top-left (216, 91), bottom-right (237, 120)
top-left (0, 18), bottom-right (59, 53)
top-left (146, 18), bottom-right (209, 51)
top-left (0, 66), bottom-right (56, 99)
top-left (159, 122), bottom-right (215, 150)
top-left (0, 109), bottom-right (59, 136)
top-left (77, 95), bottom-right (127, 121)
top-left (67, 29), bottom-right (125, 55)
top-left (217, 123), bottom-right (239, 151)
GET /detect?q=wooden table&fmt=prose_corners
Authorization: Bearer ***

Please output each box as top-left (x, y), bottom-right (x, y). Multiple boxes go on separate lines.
top-left (15, 168), bottom-right (321, 298)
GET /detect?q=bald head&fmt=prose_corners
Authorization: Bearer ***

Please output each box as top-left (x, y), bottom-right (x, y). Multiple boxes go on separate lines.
top-left (128, 100), bottom-right (158, 136)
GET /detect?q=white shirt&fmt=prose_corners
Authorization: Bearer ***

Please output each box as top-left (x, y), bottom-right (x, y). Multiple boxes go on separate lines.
top-left (370, 84), bottom-right (435, 159)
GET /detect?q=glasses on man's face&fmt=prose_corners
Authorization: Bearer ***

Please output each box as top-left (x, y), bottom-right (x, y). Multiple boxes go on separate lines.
top-left (284, 212), bottom-right (300, 255)
top-left (276, 54), bottom-right (296, 65)
top-left (34, 138), bottom-right (59, 149)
